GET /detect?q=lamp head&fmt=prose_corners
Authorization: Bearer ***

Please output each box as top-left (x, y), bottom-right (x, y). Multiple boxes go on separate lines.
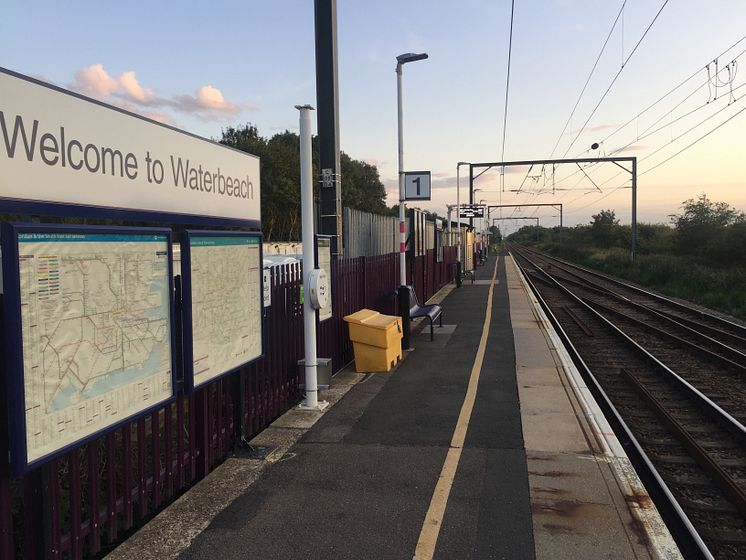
top-left (397, 52), bottom-right (429, 65)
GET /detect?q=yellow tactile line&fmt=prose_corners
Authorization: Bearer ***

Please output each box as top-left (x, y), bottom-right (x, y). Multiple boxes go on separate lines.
top-left (413, 258), bottom-right (499, 560)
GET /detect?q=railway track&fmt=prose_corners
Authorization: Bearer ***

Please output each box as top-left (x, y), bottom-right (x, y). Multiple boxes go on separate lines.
top-left (508, 243), bottom-right (746, 560)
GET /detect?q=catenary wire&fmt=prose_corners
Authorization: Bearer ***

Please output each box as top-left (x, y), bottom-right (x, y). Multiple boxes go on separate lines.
top-left (561, 0), bottom-right (671, 158)
top-left (499, 0), bottom-right (517, 196)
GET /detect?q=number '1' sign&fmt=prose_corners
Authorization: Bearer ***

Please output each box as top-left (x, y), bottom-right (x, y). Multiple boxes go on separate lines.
top-left (403, 171), bottom-right (431, 201)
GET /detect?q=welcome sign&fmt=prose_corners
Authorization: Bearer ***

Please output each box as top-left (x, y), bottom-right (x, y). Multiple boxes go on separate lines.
top-left (0, 68), bottom-right (260, 223)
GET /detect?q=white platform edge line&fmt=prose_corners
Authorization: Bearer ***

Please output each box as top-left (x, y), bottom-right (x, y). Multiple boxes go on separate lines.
top-left (508, 255), bottom-right (682, 560)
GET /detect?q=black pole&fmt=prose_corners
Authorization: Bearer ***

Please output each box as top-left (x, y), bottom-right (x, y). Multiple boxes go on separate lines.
top-left (398, 285), bottom-right (411, 349)
top-left (314, 0), bottom-right (342, 250)
top-left (468, 164), bottom-right (474, 230)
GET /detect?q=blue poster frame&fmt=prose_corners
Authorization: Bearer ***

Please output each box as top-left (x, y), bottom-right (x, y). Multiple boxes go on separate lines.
top-left (181, 230), bottom-right (264, 393)
top-left (0, 222), bottom-right (178, 475)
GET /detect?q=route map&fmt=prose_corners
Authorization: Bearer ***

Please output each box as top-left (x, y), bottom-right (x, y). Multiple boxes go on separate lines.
top-left (188, 235), bottom-right (262, 387)
top-left (16, 232), bottom-right (173, 464)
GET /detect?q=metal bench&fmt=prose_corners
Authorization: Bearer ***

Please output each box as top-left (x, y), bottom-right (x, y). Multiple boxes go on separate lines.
top-left (407, 285), bottom-right (442, 341)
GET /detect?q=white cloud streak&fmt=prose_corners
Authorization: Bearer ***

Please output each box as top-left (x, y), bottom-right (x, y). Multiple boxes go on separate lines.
top-left (69, 63), bottom-right (253, 123)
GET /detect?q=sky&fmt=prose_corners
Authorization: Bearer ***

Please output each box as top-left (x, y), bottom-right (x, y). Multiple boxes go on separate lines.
top-left (3, 0), bottom-right (745, 236)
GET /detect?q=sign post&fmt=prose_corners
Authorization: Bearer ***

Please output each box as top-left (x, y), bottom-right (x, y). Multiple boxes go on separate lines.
top-left (296, 105), bottom-right (327, 411)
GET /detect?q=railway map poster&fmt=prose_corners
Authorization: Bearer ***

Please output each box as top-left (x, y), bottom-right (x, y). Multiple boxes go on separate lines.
top-left (186, 234), bottom-right (262, 389)
top-left (8, 228), bottom-right (173, 468)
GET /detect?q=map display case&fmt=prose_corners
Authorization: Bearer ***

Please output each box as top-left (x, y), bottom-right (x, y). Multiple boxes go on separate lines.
top-left (1, 224), bottom-right (176, 473)
top-left (181, 231), bottom-right (264, 391)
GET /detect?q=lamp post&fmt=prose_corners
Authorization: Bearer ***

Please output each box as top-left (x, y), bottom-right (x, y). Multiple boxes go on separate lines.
top-left (456, 161), bottom-right (468, 287)
top-left (396, 51), bottom-right (428, 350)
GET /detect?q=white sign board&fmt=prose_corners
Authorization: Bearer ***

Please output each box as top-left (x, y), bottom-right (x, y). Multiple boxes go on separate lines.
top-left (11, 228), bottom-right (173, 468)
top-left (317, 238), bottom-right (333, 322)
top-left (186, 234), bottom-right (262, 389)
top-left (0, 68), bottom-right (260, 223)
top-left (263, 268), bottom-right (271, 307)
top-left (459, 205), bottom-right (485, 218)
top-left (404, 171), bottom-right (431, 201)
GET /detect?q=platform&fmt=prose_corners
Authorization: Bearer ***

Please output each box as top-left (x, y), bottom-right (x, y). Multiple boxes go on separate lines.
top-left (108, 252), bottom-right (680, 560)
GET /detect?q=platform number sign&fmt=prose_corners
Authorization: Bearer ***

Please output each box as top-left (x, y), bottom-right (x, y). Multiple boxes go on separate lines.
top-left (404, 171), bottom-right (431, 201)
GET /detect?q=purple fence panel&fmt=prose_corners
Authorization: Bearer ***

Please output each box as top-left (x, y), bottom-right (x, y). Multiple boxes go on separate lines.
top-left (0, 247), bottom-right (454, 558)
top-left (88, 440), bottom-right (101, 555)
top-left (0, 478), bottom-right (10, 559)
top-left (105, 432), bottom-right (117, 545)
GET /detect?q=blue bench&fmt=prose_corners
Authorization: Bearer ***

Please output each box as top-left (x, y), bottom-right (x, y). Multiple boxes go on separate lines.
top-left (407, 285), bottom-right (443, 341)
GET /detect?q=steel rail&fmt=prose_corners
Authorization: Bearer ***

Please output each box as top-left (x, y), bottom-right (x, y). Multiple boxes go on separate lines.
top-left (622, 368), bottom-right (746, 518)
top-left (528, 256), bottom-right (746, 368)
top-left (582, 297), bottom-right (746, 375)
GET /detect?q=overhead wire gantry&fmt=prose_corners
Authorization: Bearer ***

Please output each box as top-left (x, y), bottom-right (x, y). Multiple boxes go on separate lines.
top-left (468, 157), bottom-right (637, 261)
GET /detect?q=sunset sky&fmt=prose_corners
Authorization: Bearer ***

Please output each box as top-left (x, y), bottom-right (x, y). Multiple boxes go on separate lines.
top-left (3, 0), bottom-right (745, 235)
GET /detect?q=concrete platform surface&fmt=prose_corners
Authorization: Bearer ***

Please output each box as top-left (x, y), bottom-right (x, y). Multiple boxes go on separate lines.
top-left (107, 252), bottom-right (680, 560)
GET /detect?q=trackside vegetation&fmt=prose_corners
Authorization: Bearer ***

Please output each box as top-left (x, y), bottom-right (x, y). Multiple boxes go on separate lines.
top-left (506, 194), bottom-right (746, 321)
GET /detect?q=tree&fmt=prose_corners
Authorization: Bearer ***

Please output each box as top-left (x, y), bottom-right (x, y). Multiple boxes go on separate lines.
top-left (220, 124), bottom-right (388, 241)
top-left (590, 209), bottom-right (620, 248)
top-left (671, 194), bottom-right (746, 260)
top-left (340, 153), bottom-right (387, 213)
top-left (488, 224), bottom-right (502, 243)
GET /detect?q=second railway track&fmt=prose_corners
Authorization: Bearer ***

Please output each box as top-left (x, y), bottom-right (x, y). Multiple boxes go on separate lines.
top-left (508, 243), bottom-right (746, 560)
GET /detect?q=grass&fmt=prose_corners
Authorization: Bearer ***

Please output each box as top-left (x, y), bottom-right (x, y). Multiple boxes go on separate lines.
top-left (537, 243), bottom-right (746, 322)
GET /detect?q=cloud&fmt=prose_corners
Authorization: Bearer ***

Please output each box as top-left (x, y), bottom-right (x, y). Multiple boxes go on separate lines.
top-left (170, 85), bottom-right (240, 119)
top-left (570, 123), bottom-right (617, 134)
top-left (363, 158), bottom-right (379, 167)
top-left (617, 143), bottom-right (647, 153)
top-left (72, 63), bottom-right (119, 97)
top-left (118, 70), bottom-right (155, 103)
top-left (68, 63), bottom-right (253, 123)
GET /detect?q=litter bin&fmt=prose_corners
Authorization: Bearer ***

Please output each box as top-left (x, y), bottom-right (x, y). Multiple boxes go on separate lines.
top-left (343, 309), bottom-right (403, 372)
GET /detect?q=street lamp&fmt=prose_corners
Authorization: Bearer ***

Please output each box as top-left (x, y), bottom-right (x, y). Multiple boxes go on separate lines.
top-left (396, 51), bottom-right (428, 350)
top-left (456, 161), bottom-right (468, 287)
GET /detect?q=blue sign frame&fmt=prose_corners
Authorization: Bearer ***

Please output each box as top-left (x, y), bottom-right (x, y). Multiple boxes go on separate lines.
top-left (181, 230), bottom-right (264, 392)
top-left (0, 223), bottom-right (177, 474)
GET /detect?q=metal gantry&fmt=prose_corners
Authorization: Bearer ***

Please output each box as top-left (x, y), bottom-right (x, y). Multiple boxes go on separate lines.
top-left (469, 157), bottom-right (637, 261)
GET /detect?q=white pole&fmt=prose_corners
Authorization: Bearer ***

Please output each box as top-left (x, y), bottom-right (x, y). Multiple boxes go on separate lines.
top-left (297, 104), bottom-right (319, 409)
